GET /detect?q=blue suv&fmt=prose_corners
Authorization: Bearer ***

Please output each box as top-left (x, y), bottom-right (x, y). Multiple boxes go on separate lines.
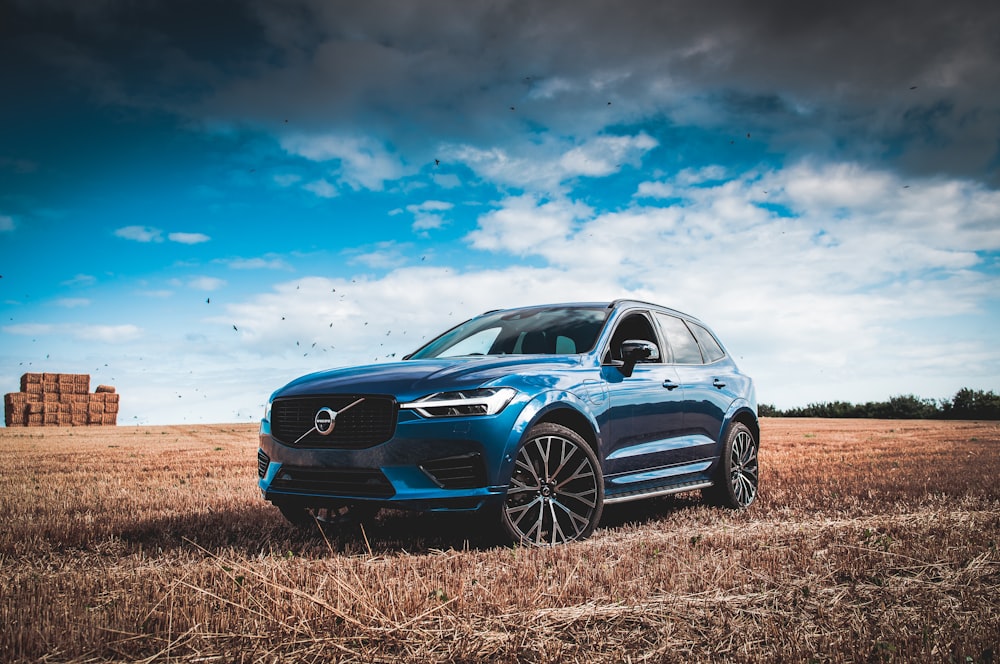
top-left (258, 300), bottom-right (759, 546)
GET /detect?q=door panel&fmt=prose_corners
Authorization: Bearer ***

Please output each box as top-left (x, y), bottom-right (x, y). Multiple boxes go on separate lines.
top-left (601, 364), bottom-right (686, 476)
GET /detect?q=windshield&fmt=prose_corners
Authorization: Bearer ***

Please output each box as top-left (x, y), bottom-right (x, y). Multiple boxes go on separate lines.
top-left (408, 306), bottom-right (609, 359)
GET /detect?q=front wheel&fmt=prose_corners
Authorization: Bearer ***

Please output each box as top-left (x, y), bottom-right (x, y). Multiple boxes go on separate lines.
top-left (501, 423), bottom-right (604, 546)
top-left (704, 422), bottom-right (759, 508)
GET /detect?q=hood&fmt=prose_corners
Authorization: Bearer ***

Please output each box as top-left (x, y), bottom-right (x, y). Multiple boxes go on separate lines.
top-left (271, 355), bottom-right (585, 402)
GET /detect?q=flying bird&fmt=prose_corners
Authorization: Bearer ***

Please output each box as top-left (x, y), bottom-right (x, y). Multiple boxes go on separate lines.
top-left (435, 159), bottom-right (440, 166)
top-left (206, 297), bottom-right (210, 304)
top-left (233, 324), bottom-right (238, 331)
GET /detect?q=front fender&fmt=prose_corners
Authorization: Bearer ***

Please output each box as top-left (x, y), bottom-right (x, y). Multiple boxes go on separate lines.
top-left (492, 390), bottom-right (601, 487)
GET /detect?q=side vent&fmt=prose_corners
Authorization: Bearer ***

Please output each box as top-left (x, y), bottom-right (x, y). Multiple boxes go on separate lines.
top-left (419, 453), bottom-right (487, 489)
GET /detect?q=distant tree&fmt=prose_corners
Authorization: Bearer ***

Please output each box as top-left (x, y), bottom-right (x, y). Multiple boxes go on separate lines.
top-left (758, 403), bottom-right (781, 417)
top-left (884, 394), bottom-right (939, 419)
top-left (756, 388), bottom-right (998, 419)
top-left (941, 388), bottom-right (1000, 420)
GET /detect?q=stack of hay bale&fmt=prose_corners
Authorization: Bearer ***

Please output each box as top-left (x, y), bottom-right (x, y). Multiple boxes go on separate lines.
top-left (4, 373), bottom-right (119, 427)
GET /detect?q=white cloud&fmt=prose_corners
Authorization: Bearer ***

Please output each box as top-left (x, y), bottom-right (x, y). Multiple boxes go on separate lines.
top-left (466, 194), bottom-right (592, 254)
top-left (60, 273), bottom-right (97, 287)
top-left (223, 256), bottom-right (291, 270)
top-left (406, 200), bottom-right (453, 232)
top-left (282, 133), bottom-right (406, 191)
top-left (2, 322), bottom-right (141, 343)
top-left (188, 277), bottom-right (226, 291)
top-left (168, 232), bottom-right (211, 244)
top-left (558, 133), bottom-right (658, 178)
top-left (73, 324), bottom-right (143, 343)
top-left (0, 214), bottom-right (14, 231)
top-left (3, 323), bottom-right (55, 336)
top-left (432, 173), bottom-right (461, 189)
top-left (115, 226), bottom-right (212, 244)
top-left (115, 225), bottom-right (163, 242)
top-left (448, 132), bottom-right (658, 192)
top-left (304, 179), bottom-right (338, 198)
top-left (273, 173), bottom-right (302, 187)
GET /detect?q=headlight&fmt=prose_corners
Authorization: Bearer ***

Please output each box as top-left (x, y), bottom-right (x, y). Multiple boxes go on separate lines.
top-left (400, 387), bottom-right (516, 418)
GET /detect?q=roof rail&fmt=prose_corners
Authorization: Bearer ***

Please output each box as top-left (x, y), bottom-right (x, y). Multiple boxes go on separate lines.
top-left (608, 298), bottom-right (662, 310)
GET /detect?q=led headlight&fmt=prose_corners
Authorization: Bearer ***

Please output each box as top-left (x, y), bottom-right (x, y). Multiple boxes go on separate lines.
top-left (400, 387), bottom-right (516, 418)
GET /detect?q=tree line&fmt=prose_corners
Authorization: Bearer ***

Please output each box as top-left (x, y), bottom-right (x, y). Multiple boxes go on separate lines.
top-left (759, 388), bottom-right (1000, 420)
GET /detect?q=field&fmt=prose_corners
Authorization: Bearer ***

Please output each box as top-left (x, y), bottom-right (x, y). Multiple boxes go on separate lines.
top-left (1, 419), bottom-right (997, 663)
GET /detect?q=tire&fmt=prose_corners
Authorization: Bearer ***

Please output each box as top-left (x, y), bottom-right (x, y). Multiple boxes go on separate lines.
top-left (278, 502), bottom-right (379, 530)
top-left (705, 422), bottom-right (759, 508)
top-left (501, 422), bottom-right (604, 546)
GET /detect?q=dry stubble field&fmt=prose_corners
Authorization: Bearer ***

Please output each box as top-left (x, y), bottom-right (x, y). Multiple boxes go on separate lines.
top-left (1, 418), bottom-right (998, 663)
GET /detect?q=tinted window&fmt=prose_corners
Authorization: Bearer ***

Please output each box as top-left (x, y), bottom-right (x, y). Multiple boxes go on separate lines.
top-left (409, 306), bottom-right (607, 359)
top-left (689, 322), bottom-right (726, 363)
top-left (606, 312), bottom-right (661, 363)
top-left (655, 314), bottom-right (703, 364)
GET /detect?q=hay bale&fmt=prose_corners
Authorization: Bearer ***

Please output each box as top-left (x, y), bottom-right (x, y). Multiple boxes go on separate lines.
top-left (87, 399), bottom-right (105, 415)
top-left (75, 374), bottom-right (90, 394)
top-left (20, 373), bottom-right (42, 392)
top-left (5, 393), bottom-right (28, 427)
top-left (95, 385), bottom-right (116, 394)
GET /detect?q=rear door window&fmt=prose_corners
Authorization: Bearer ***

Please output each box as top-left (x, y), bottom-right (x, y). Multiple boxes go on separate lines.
top-left (655, 314), bottom-right (703, 364)
top-left (688, 322), bottom-right (726, 363)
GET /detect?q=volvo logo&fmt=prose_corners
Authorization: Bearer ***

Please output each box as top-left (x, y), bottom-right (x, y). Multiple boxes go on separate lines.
top-left (293, 397), bottom-right (367, 445)
top-left (314, 407), bottom-right (337, 436)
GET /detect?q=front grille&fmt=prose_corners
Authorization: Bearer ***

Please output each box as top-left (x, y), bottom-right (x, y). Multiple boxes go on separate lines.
top-left (420, 453), bottom-right (487, 489)
top-left (271, 395), bottom-right (397, 448)
top-left (268, 466), bottom-right (395, 498)
top-left (257, 449), bottom-right (270, 478)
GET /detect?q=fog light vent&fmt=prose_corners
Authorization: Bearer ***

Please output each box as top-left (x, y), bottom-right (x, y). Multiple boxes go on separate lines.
top-left (420, 453), bottom-right (486, 489)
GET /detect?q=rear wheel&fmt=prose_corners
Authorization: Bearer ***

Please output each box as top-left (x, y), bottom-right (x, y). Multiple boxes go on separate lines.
top-left (501, 423), bottom-right (604, 546)
top-left (705, 422), bottom-right (759, 508)
top-left (277, 503), bottom-right (379, 530)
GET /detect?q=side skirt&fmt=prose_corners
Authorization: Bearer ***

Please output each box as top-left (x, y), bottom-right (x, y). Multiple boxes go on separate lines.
top-left (603, 479), bottom-right (714, 505)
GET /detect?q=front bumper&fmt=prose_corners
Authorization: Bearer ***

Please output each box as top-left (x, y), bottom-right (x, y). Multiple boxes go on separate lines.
top-left (257, 406), bottom-right (523, 512)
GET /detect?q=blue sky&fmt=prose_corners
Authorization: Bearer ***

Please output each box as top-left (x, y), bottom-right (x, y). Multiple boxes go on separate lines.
top-left (2, 0), bottom-right (999, 424)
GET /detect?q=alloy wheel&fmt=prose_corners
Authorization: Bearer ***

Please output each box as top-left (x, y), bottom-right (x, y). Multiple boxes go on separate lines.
top-left (503, 427), bottom-right (603, 546)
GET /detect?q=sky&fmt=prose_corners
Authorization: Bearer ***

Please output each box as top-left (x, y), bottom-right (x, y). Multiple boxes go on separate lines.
top-left (1, 0), bottom-right (999, 425)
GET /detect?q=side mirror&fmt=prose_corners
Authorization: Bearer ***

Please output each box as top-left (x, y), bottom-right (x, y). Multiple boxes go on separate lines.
top-left (617, 339), bottom-right (659, 377)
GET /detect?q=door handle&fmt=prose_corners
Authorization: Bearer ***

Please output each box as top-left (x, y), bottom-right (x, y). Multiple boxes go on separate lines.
top-left (712, 379), bottom-right (726, 389)
top-left (662, 380), bottom-right (679, 390)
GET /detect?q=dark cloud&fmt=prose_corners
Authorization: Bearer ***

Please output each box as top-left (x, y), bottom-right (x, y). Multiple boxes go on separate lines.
top-left (4, 0), bottom-right (999, 182)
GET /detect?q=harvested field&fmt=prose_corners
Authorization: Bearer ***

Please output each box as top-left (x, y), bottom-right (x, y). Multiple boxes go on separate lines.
top-left (1, 418), bottom-right (997, 662)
